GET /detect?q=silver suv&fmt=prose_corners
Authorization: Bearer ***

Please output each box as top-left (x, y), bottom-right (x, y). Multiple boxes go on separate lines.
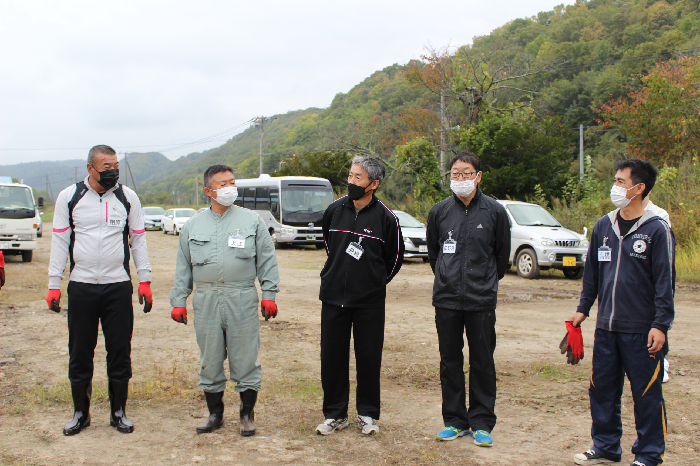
top-left (498, 200), bottom-right (589, 279)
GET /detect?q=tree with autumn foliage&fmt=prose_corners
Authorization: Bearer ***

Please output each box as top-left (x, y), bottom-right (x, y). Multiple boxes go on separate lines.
top-left (597, 57), bottom-right (700, 166)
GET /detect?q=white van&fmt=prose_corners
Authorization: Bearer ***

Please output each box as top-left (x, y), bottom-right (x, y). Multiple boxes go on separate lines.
top-left (233, 175), bottom-right (334, 248)
top-left (0, 181), bottom-right (42, 262)
top-left (498, 200), bottom-right (589, 279)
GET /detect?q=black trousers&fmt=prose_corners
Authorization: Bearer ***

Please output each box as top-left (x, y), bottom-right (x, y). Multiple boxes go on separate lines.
top-left (67, 281), bottom-right (134, 383)
top-left (320, 302), bottom-right (385, 420)
top-left (435, 307), bottom-right (497, 432)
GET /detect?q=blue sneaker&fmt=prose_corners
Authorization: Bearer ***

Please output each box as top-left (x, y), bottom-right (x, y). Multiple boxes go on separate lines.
top-left (436, 426), bottom-right (470, 441)
top-left (471, 430), bottom-right (493, 447)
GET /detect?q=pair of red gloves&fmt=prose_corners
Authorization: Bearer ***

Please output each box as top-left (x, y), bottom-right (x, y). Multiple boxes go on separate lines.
top-left (170, 300), bottom-right (277, 325)
top-left (46, 282), bottom-right (153, 313)
top-left (560, 321), bottom-right (584, 365)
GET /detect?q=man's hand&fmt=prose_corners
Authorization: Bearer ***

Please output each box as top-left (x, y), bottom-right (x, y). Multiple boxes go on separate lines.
top-left (560, 321), bottom-right (584, 364)
top-left (261, 300), bottom-right (277, 321)
top-left (648, 328), bottom-right (666, 353)
top-left (138, 282), bottom-right (153, 313)
top-left (171, 307), bottom-right (187, 325)
top-left (569, 312), bottom-right (587, 327)
top-left (46, 289), bottom-right (61, 313)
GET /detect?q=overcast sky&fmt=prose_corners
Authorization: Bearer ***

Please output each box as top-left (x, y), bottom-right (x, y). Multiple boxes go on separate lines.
top-left (0, 0), bottom-right (573, 164)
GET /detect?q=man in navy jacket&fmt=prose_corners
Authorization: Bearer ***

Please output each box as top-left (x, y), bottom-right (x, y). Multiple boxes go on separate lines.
top-left (571, 159), bottom-right (675, 466)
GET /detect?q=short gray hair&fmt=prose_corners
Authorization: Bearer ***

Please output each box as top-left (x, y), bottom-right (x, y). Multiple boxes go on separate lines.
top-left (352, 156), bottom-right (385, 186)
top-left (88, 145), bottom-right (116, 165)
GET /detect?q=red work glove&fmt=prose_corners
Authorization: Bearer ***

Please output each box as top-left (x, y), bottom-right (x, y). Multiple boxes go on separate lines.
top-left (560, 321), bottom-right (584, 365)
top-left (46, 289), bottom-right (61, 313)
top-left (138, 282), bottom-right (153, 313)
top-left (171, 307), bottom-right (187, 325)
top-left (261, 300), bottom-right (277, 321)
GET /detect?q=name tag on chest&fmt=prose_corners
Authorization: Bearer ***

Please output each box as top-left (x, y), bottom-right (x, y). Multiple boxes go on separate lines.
top-left (598, 246), bottom-right (611, 262)
top-left (443, 239), bottom-right (457, 254)
top-left (108, 217), bottom-right (125, 228)
top-left (228, 236), bottom-right (245, 248)
top-left (346, 241), bottom-right (364, 260)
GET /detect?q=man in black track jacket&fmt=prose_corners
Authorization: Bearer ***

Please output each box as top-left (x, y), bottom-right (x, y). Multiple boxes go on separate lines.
top-left (316, 156), bottom-right (404, 436)
top-left (427, 152), bottom-right (510, 447)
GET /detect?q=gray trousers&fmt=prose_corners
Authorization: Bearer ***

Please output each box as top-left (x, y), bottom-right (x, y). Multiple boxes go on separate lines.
top-left (192, 282), bottom-right (261, 393)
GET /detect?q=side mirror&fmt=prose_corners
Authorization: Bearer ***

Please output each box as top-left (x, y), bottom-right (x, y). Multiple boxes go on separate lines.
top-left (271, 202), bottom-right (278, 213)
top-left (38, 197), bottom-right (44, 208)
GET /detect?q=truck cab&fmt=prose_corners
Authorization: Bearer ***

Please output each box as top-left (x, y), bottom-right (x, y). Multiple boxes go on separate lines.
top-left (0, 181), bottom-right (41, 262)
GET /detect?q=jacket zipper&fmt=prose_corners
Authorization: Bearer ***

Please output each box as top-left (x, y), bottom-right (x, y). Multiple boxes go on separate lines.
top-left (97, 196), bottom-right (104, 284)
top-left (462, 205), bottom-right (468, 310)
top-left (609, 232), bottom-right (624, 331)
top-left (341, 208), bottom-right (360, 307)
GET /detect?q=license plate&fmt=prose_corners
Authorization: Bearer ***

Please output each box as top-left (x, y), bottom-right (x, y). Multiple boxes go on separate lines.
top-left (306, 234), bottom-right (315, 241)
top-left (419, 245), bottom-right (428, 253)
top-left (0, 242), bottom-right (9, 249)
top-left (563, 256), bottom-right (576, 266)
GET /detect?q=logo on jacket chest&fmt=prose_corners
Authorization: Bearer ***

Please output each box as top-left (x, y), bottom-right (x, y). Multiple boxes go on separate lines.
top-left (363, 228), bottom-right (373, 234)
top-left (632, 239), bottom-right (647, 254)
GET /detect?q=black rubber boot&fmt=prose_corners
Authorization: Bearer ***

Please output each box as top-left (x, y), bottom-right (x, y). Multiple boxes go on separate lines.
top-left (196, 391), bottom-right (225, 434)
top-left (108, 379), bottom-right (134, 433)
top-left (63, 380), bottom-right (92, 436)
top-left (239, 389), bottom-right (257, 436)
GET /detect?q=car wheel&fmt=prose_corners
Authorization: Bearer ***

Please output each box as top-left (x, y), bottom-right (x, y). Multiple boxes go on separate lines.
top-left (174, 226), bottom-right (179, 236)
top-left (21, 250), bottom-right (33, 263)
top-left (516, 248), bottom-right (539, 279)
top-left (563, 267), bottom-right (584, 280)
top-left (163, 226), bottom-right (168, 234)
top-left (315, 243), bottom-right (324, 250)
top-left (422, 257), bottom-right (430, 263)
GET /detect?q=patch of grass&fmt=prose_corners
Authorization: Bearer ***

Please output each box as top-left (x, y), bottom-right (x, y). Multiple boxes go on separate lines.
top-left (677, 242), bottom-right (700, 282)
top-left (22, 362), bottom-right (200, 406)
top-left (531, 362), bottom-right (575, 380)
top-left (383, 362), bottom-right (440, 388)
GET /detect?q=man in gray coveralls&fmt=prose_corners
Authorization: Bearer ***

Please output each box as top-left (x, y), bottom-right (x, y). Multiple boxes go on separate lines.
top-left (170, 164), bottom-right (280, 436)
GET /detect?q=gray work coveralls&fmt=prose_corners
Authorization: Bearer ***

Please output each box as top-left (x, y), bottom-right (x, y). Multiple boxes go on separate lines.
top-left (169, 206), bottom-right (280, 393)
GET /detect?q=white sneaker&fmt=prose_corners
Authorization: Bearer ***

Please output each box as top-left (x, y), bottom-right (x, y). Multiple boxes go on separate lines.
top-left (662, 359), bottom-right (670, 383)
top-left (316, 418), bottom-right (349, 435)
top-left (357, 415), bottom-right (379, 435)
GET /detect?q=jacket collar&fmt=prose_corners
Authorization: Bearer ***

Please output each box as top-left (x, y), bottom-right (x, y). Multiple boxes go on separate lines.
top-left (342, 193), bottom-right (378, 210)
top-left (607, 208), bottom-right (659, 239)
top-left (452, 187), bottom-right (482, 209)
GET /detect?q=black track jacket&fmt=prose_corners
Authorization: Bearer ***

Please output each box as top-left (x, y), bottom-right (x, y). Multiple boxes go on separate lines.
top-left (427, 188), bottom-right (510, 311)
top-left (319, 194), bottom-right (404, 308)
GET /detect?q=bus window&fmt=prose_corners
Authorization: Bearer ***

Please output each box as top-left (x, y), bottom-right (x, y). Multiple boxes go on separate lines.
top-left (256, 187), bottom-right (270, 210)
top-left (270, 188), bottom-right (279, 219)
top-left (243, 188), bottom-right (255, 209)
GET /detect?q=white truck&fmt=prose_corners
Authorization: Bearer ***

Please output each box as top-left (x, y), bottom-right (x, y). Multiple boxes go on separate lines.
top-left (0, 180), bottom-right (43, 262)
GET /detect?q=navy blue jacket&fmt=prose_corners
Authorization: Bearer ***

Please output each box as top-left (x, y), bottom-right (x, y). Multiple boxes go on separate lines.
top-left (577, 209), bottom-right (676, 334)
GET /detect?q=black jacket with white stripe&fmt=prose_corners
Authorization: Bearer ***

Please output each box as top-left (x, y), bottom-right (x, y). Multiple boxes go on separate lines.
top-left (319, 194), bottom-right (404, 308)
top-left (427, 188), bottom-right (511, 311)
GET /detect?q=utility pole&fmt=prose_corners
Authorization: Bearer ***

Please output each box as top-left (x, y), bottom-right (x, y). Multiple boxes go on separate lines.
top-left (123, 152), bottom-right (128, 188)
top-left (195, 176), bottom-right (199, 208)
top-left (253, 116), bottom-right (277, 175)
top-left (579, 124), bottom-right (585, 176)
top-left (75, 167), bottom-right (78, 183)
top-left (440, 92), bottom-right (447, 180)
top-left (46, 174), bottom-right (54, 201)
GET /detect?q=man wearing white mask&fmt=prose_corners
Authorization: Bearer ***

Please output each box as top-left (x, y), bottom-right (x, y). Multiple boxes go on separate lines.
top-left (426, 152), bottom-right (510, 447)
top-left (170, 164), bottom-right (280, 436)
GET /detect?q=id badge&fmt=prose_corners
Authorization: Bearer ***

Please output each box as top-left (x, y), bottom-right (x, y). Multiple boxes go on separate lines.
top-left (228, 229), bottom-right (245, 248)
top-left (108, 217), bottom-right (124, 228)
top-left (443, 231), bottom-right (457, 254)
top-left (598, 236), bottom-right (611, 262)
top-left (346, 237), bottom-right (364, 260)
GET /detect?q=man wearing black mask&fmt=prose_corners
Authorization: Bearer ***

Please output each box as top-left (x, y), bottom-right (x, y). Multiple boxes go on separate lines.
top-left (316, 156), bottom-right (404, 436)
top-left (48, 144), bottom-right (153, 436)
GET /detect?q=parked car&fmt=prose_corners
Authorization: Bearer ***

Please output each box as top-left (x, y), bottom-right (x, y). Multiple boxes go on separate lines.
top-left (143, 206), bottom-right (165, 230)
top-left (162, 208), bottom-right (197, 235)
top-left (393, 210), bottom-right (429, 262)
top-left (498, 200), bottom-right (589, 279)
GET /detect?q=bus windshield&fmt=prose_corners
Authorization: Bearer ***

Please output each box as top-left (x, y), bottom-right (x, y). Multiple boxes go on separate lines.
top-left (0, 185), bottom-right (35, 219)
top-left (281, 187), bottom-right (334, 225)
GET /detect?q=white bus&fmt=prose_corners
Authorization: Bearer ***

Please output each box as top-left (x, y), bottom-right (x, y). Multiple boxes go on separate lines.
top-left (233, 174), bottom-right (334, 248)
top-left (0, 181), bottom-right (43, 262)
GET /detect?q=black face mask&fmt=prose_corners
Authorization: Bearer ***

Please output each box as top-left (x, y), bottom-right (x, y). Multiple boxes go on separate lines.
top-left (95, 168), bottom-right (119, 190)
top-left (347, 182), bottom-right (371, 201)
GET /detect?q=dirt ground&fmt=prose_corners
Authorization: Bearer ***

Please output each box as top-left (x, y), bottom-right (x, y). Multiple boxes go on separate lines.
top-left (0, 223), bottom-right (698, 465)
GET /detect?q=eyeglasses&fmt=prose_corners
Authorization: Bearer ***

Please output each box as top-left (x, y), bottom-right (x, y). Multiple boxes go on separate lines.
top-left (450, 171), bottom-right (477, 180)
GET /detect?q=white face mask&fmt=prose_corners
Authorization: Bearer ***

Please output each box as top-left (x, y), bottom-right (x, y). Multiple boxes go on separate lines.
top-left (451, 179), bottom-right (476, 198)
top-left (610, 183), bottom-right (639, 209)
top-left (213, 186), bottom-right (238, 207)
